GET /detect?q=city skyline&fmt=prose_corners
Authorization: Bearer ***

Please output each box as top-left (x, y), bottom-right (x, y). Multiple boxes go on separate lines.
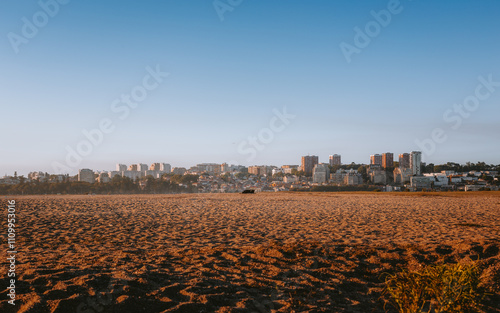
top-left (2, 1), bottom-right (500, 176)
top-left (5, 150), bottom-right (500, 178)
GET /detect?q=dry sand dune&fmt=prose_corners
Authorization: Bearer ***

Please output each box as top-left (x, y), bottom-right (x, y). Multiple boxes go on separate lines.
top-left (1, 192), bottom-right (500, 312)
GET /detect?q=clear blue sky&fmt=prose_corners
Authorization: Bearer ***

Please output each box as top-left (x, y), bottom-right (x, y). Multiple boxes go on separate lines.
top-left (1, 0), bottom-right (499, 175)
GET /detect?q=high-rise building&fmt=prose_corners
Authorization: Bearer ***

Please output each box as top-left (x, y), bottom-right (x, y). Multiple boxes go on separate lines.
top-left (399, 153), bottom-right (410, 169)
top-left (116, 164), bottom-right (127, 172)
top-left (301, 155), bottom-right (318, 176)
top-left (137, 163), bottom-right (148, 172)
top-left (370, 154), bottom-right (382, 167)
top-left (382, 152), bottom-right (394, 169)
top-left (410, 151), bottom-right (422, 176)
top-left (128, 164), bottom-right (138, 171)
top-left (78, 169), bottom-right (95, 184)
top-left (329, 154), bottom-right (341, 166)
top-left (150, 163), bottom-right (161, 171)
top-left (150, 163), bottom-right (171, 173)
top-left (160, 163), bottom-right (171, 173)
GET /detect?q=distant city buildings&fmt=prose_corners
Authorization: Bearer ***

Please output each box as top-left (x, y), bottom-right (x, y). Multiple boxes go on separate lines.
top-left (5, 149), bottom-right (499, 194)
top-left (281, 165), bottom-right (299, 174)
top-left (369, 168), bottom-right (387, 184)
top-left (301, 155), bottom-right (319, 176)
top-left (248, 165), bottom-right (271, 176)
top-left (117, 164), bottom-right (127, 172)
top-left (382, 152), bottom-right (393, 169)
top-left (410, 151), bottom-right (422, 176)
top-left (398, 153), bottom-right (410, 169)
top-left (394, 167), bottom-right (413, 184)
top-left (313, 163), bottom-right (330, 183)
top-left (78, 169), bottom-right (95, 184)
top-left (370, 154), bottom-right (382, 168)
top-left (329, 154), bottom-right (341, 167)
top-left (344, 170), bottom-right (363, 185)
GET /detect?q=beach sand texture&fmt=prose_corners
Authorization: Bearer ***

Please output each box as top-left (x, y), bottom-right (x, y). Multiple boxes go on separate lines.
top-left (1, 192), bottom-right (499, 312)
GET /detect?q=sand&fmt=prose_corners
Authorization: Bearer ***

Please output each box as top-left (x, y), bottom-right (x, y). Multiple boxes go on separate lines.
top-left (1, 192), bottom-right (499, 312)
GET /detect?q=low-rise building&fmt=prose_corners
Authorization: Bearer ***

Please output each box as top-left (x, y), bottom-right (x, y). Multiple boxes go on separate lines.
top-left (312, 163), bottom-right (330, 184)
top-left (410, 176), bottom-right (433, 189)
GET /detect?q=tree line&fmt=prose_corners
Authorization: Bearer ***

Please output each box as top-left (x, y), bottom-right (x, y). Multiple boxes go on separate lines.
top-left (0, 175), bottom-right (199, 195)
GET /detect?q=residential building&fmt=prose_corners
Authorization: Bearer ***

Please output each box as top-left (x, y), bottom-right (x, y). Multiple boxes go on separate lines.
top-left (301, 155), bottom-right (318, 176)
top-left (369, 169), bottom-right (387, 184)
top-left (394, 167), bottom-right (413, 184)
top-left (116, 164), bottom-right (127, 172)
top-left (128, 164), bottom-right (138, 171)
top-left (424, 173), bottom-right (449, 187)
top-left (282, 165), bottom-right (299, 174)
top-left (248, 166), bottom-right (269, 176)
top-left (97, 172), bottom-right (110, 183)
top-left (78, 169), bottom-right (95, 184)
top-left (398, 153), bottom-right (410, 169)
top-left (370, 154), bottom-right (382, 167)
top-left (197, 163), bottom-right (221, 175)
top-left (382, 152), bottom-right (394, 169)
top-left (410, 176), bottom-right (433, 189)
top-left (329, 154), bottom-right (341, 166)
top-left (272, 168), bottom-right (284, 176)
top-left (410, 151), bottom-right (422, 176)
top-left (344, 170), bottom-right (363, 185)
top-left (313, 163), bottom-right (330, 183)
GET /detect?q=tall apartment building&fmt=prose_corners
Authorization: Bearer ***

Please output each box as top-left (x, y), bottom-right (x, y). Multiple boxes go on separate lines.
top-left (398, 153), bottom-right (410, 169)
top-left (150, 163), bottom-right (171, 173)
top-left (329, 154), bottom-right (341, 166)
top-left (370, 154), bottom-right (382, 167)
top-left (301, 155), bottom-right (318, 176)
top-left (382, 152), bottom-right (394, 169)
top-left (116, 164), bottom-right (127, 172)
top-left (410, 151), bottom-right (422, 176)
top-left (137, 164), bottom-right (148, 172)
top-left (128, 164), bottom-right (138, 171)
top-left (150, 163), bottom-right (161, 171)
top-left (160, 163), bottom-right (171, 173)
top-left (78, 169), bottom-right (95, 184)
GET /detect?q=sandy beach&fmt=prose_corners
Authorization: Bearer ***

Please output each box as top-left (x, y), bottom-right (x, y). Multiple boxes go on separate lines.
top-left (1, 192), bottom-right (499, 312)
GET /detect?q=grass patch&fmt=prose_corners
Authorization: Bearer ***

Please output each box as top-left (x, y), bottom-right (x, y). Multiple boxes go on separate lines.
top-left (383, 262), bottom-right (485, 313)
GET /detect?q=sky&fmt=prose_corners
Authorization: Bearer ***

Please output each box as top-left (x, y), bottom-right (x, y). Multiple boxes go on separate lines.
top-left (1, 0), bottom-right (499, 175)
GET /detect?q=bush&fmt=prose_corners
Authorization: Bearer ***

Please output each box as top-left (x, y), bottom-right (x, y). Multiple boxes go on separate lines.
top-left (383, 263), bottom-right (484, 313)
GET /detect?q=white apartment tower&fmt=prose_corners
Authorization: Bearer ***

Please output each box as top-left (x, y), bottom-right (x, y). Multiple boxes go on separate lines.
top-left (410, 151), bottom-right (422, 176)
